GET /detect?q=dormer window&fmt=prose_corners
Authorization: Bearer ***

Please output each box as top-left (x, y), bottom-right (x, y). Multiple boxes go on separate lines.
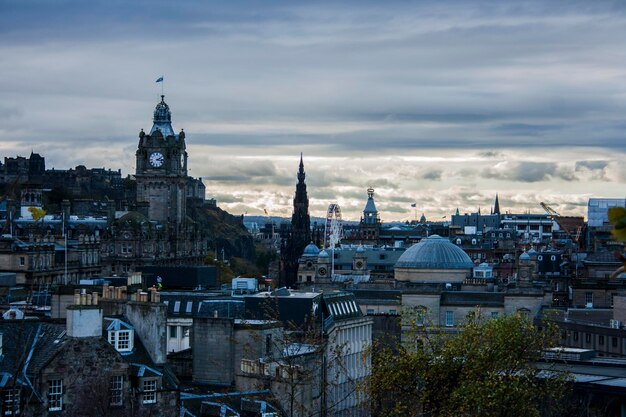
top-left (105, 318), bottom-right (134, 352)
top-left (110, 330), bottom-right (132, 351)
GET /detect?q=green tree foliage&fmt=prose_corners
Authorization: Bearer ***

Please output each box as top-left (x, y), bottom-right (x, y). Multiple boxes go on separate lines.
top-left (255, 243), bottom-right (277, 275)
top-left (608, 207), bottom-right (626, 242)
top-left (367, 312), bottom-right (570, 417)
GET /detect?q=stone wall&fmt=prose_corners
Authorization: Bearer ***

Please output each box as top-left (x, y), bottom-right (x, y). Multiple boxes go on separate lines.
top-left (31, 338), bottom-right (130, 417)
top-left (193, 317), bottom-right (234, 386)
top-left (126, 300), bottom-right (167, 364)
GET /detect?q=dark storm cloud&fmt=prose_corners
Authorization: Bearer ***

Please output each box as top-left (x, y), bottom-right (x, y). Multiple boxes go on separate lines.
top-left (213, 194), bottom-right (245, 203)
top-left (3, 0), bottom-right (626, 220)
top-left (201, 160), bottom-right (279, 178)
top-left (421, 170), bottom-right (442, 181)
top-left (495, 123), bottom-right (563, 137)
top-left (477, 151), bottom-right (502, 158)
top-left (575, 160), bottom-right (608, 171)
top-left (5, 0), bottom-right (626, 155)
top-left (483, 161), bottom-right (577, 183)
top-left (0, 105), bottom-right (23, 120)
top-left (205, 175), bottom-right (251, 183)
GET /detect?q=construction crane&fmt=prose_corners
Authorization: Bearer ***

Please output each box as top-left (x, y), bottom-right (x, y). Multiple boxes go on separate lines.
top-left (540, 201), bottom-right (582, 279)
top-left (539, 202), bottom-right (580, 244)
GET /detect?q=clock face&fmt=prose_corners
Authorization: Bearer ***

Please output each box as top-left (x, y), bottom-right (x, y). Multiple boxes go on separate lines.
top-left (318, 267), bottom-right (327, 276)
top-left (149, 152), bottom-right (164, 167)
top-left (180, 154), bottom-right (185, 167)
top-left (355, 261), bottom-right (364, 269)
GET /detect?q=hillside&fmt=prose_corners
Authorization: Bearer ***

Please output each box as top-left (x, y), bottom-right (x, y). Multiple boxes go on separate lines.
top-left (188, 204), bottom-right (256, 262)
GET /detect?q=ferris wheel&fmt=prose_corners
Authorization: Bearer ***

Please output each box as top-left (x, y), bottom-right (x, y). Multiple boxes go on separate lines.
top-left (324, 203), bottom-right (343, 249)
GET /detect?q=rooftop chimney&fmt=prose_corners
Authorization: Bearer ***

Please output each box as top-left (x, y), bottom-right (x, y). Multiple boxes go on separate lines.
top-left (66, 289), bottom-right (103, 338)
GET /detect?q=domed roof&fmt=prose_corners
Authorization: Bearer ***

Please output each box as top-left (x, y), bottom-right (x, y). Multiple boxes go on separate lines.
top-left (356, 245), bottom-right (365, 253)
top-left (395, 235), bottom-right (473, 269)
top-left (150, 95), bottom-right (176, 137)
top-left (318, 249), bottom-right (329, 258)
top-left (302, 242), bottom-right (320, 257)
top-left (519, 251), bottom-right (531, 261)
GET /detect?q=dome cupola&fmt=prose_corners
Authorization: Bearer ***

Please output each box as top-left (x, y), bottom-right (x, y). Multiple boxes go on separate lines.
top-left (150, 95), bottom-right (175, 137)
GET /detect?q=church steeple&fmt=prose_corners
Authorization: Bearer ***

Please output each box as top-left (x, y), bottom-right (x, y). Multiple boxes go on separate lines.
top-left (280, 154), bottom-right (312, 287)
top-left (493, 193), bottom-right (501, 215)
top-left (297, 152), bottom-right (305, 183)
top-left (292, 154), bottom-right (311, 243)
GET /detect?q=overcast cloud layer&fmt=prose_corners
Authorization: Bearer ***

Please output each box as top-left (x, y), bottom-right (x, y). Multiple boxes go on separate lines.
top-left (2, 0), bottom-right (626, 221)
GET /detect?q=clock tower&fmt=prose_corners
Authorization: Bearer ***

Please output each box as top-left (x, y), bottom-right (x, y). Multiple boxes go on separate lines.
top-left (135, 95), bottom-right (188, 228)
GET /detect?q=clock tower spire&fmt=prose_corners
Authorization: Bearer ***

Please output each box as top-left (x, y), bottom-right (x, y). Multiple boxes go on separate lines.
top-left (135, 95), bottom-right (188, 227)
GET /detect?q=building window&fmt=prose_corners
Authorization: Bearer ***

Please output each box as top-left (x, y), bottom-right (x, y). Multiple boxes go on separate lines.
top-left (599, 335), bottom-right (605, 346)
top-left (169, 326), bottom-right (177, 339)
top-left (389, 309), bottom-right (397, 315)
top-left (108, 330), bottom-right (133, 352)
top-left (117, 331), bottom-right (130, 350)
top-left (142, 379), bottom-right (157, 404)
top-left (585, 333), bottom-right (591, 343)
top-left (585, 292), bottom-right (593, 306)
top-left (48, 379), bottom-right (63, 411)
top-left (611, 293), bottom-right (617, 307)
top-left (3, 388), bottom-right (20, 415)
top-left (121, 243), bottom-right (133, 254)
top-left (366, 309), bottom-right (375, 315)
top-left (573, 332), bottom-right (578, 342)
top-left (491, 311), bottom-right (499, 319)
top-left (19, 257), bottom-right (25, 266)
top-left (612, 337), bottom-right (618, 348)
top-left (110, 375), bottom-right (124, 406)
top-left (445, 311), bottom-right (454, 327)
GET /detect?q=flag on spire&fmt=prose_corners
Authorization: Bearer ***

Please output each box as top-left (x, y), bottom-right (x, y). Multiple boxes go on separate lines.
top-left (155, 76), bottom-right (164, 83)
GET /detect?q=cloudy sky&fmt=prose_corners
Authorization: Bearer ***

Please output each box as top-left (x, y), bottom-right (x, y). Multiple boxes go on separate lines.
top-left (2, 0), bottom-right (626, 222)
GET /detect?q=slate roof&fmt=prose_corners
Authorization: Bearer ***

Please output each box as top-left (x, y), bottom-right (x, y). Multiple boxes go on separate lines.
top-left (0, 321), bottom-right (66, 379)
top-left (583, 250), bottom-right (622, 265)
top-left (322, 291), bottom-right (363, 321)
top-left (160, 292), bottom-right (241, 318)
top-left (363, 197), bottom-right (377, 214)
